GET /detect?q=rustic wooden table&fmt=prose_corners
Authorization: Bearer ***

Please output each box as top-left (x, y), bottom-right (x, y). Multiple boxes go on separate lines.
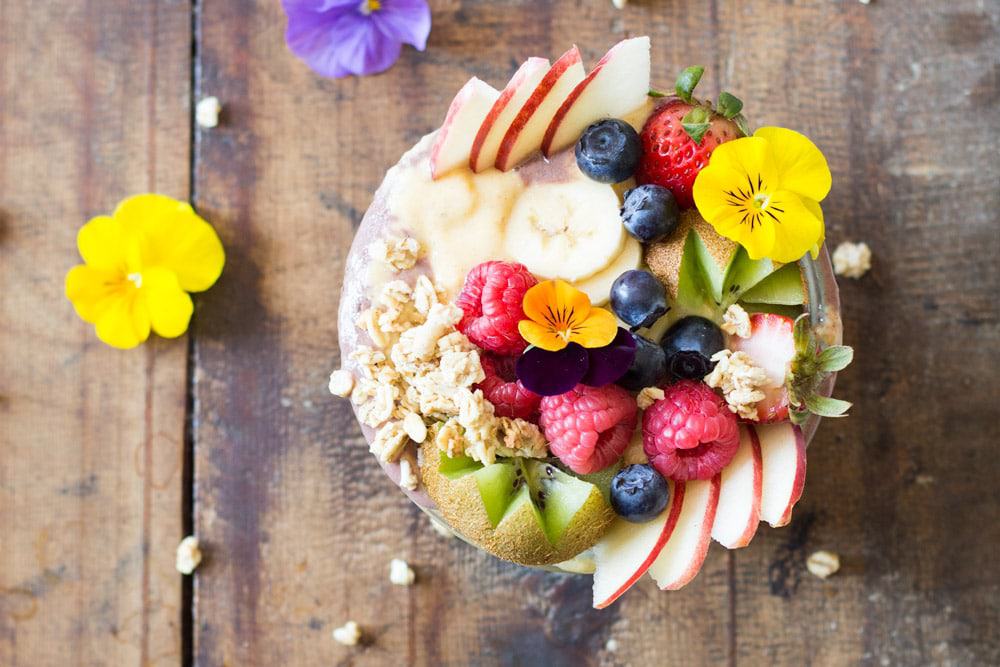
top-left (2, 1), bottom-right (998, 665)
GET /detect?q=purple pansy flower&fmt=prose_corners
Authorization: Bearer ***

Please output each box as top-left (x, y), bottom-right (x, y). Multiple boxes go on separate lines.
top-left (282, 0), bottom-right (431, 79)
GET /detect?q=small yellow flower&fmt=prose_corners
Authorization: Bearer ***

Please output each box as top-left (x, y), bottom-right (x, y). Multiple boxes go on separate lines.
top-left (518, 279), bottom-right (617, 352)
top-left (693, 126), bottom-right (831, 263)
top-left (65, 194), bottom-right (225, 349)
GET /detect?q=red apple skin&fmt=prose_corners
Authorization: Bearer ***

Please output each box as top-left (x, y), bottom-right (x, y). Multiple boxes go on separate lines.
top-left (752, 423), bottom-right (807, 528)
top-left (540, 45), bottom-right (618, 157)
top-left (726, 427), bottom-right (763, 549)
top-left (659, 474), bottom-right (721, 591)
top-left (775, 426), bottom-right (806, 527)
top-left (495, 47), bottom-right (583, 172)
top-left (593, 480), bottom-right (687, 609)
top-left (469, 57), bottom-right (548, 172)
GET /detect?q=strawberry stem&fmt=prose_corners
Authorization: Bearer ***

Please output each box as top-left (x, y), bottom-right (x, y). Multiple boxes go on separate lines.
top-left (675, 66), bottom-right (705, 103)
top-left (717, 91), bottom-right (744, 119)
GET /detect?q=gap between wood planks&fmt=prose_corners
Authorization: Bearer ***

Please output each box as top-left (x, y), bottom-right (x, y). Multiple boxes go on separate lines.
top-left (183, 1), bottom-right (203, 665)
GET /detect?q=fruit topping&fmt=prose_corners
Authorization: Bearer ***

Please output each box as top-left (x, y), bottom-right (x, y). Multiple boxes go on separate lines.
top-left (610, 464), bottom-right (670, 522)
top-left (477, 353), bottom-right (541, 421)
top-left (517, 327), bottom-right (636, 397)
top-left (635, 66), bottom-right (745, 208)
top-left (456, 261), bottom-right (537, 355)
top-left (646, 476), bottom-right (720, 590)
top-left (430, 78), bottom-right (500, 179)
top-left (660, 315), bottom-right (724, 379)
top-left (496, 46), bottom-right (587, 172)
top-left (504, 178), bottom-right (624, 282)
top-left (420, 444), bottom-right (614, 566)
top-left (733, 314), bottom-right (853, 425)
top-left (621, 184), bottom-right (680, 243)
top-left (470, 57), bottom-right (551, 173)
top-left (610, 269), bottom-right (669, 329)
top-left (542, 36), bottom-right (651, 157)
top-left (642, 380), bottom-right (740, 480)
top-left (616, 332), bottom-right (668, 391)
top-left (540, 384), bottom-right (638, 474)
top-left (727, 312), bottom-right (794, 422)
top-left (574, 119), bottom-right (641, 183)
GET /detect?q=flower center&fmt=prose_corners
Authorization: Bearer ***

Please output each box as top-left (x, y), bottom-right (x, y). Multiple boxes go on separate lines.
top-left (751, 192), bottom-right (770, 210)
top-left (358, 0), bottom-right (380, 15)
top-left (127, 272), bottom-right (143, 289)
top-left (723, 173), bottom-right (784, 230)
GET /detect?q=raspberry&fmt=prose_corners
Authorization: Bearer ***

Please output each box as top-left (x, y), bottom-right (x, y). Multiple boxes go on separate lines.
top-left (476, 353), bottom-right (541, 421)
top-left (539, 384), bottom-right (638, 475)
top-left (455, 261), bottom-right (537, 355)
top-left (642, 380), bottom-right (740, 480)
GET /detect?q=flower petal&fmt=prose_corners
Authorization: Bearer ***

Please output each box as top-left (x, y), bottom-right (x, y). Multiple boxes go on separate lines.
top-left (65, 265), bottom-right (126, 324)
top-left (371, 0), bottom-right (432, 50)
top-left (569, 306), bottom-right (618, 349)
top-left (522, 279), bottom-right (591, 330)
top-left (518, 319), bottom-right (566, 352)
top-left (712, 205), bottom-right (777, 261)
top-left (580, 327), bottom-right (636, 387)
top-left (516, 344), bottom-right (589, 397)
top-left (285, 7), bottom-right (403, 78)
top-left (119, 194), bottom-right (225, 293)
top-left (94, 289), bottom-right (150, 350)
top-left (755, 127), bottom-right (832, 202)
top-left (143, 268), bottom-right (194, 338)
top-left (692, 158), bottom-right (749, 223)
top-left (764, 191), bottom-right (825, 263)
top-left (77, 215), bottom-right (130, 271)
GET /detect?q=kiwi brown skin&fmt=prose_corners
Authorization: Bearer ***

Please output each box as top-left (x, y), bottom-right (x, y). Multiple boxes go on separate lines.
top-left (419, 442), bottom-right (614, 566)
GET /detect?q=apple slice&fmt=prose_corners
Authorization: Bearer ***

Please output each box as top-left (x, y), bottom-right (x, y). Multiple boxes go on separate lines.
top-left (755, 422), bottom-right (807, 527)
top-left (647, 476), bottom-right (720, 590)
top-left (591, 480), bottom-right (685, 609)
top-left (711, 426), bottom-right (763, 549)
top-left (495, 47), bottom-right (586, 172)
top-left (430, 78), bottom-right (499, 179)
top-left (541, 36), bottom-right (651, 157)
top-left (469, 57), bottom-right (550, 173)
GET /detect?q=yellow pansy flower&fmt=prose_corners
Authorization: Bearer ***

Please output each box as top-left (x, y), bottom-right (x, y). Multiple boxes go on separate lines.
top-left (692, 126), bottom-right (831, 263)
top-left (518, 279), bottom-right (617, 352)
top-left (65, 194), bottom-right (225, 349)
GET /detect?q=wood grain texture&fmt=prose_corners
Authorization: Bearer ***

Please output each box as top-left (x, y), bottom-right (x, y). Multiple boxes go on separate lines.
top-left (190, 0), bottom-right (1000, 665)
top-left (0, 0), bottom-right (191, 665)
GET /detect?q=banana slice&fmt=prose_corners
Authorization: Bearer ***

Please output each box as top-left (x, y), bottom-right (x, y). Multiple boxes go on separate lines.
top-left (575, 237), bottom-right (642, 306)
top-left (504, 180), bottom-right (624, 282)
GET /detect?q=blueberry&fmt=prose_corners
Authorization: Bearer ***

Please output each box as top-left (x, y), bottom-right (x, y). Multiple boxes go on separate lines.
top-left (575, 119), bottom-right (641, 183)
top-left (617, 334), bottom-right (668, 391)
top-left (610, 270), bottom-right (669, 329)
top-left (610, 464), bottom-right (670, 523)
top-left (661, 316), bottom-right (725, 379)
top-left (621, 184), bottom-right (680, 243)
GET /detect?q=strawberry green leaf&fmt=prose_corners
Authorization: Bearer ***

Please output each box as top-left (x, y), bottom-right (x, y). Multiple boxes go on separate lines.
top-left (721, 246), bottom-right (777, 307)
top-left (818, 346), bottom-right (854, 372)
top-left (675, 66), bottom-right (705, 103)
top-left (717, 91), bottom-right (743, 119)
top-left (803, 394), bottom-right (852, 418)
top-left (681, 107), bottom-right (711, 144)
top-left (648, 88), bottom-right (668, 98)
top-left (739, 262), bottom-right (806, 305)
top-left (675, 229), bottom-right (721, 318)
top-left (793, 314), bottom-right (812, 355)
top-left (733, 113), bottom-right (751, 138)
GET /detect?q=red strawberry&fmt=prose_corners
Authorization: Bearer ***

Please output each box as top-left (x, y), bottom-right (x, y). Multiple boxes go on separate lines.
top-left (728, 313), bottom-right (795, 422)
top-left (635, 66), bottom-right (746, 209)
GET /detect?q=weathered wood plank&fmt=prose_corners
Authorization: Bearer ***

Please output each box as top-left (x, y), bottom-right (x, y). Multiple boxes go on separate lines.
top-left (0, 1), bottom-right (191, 665)
top-left (192, 0), bottom-right (1000, 665)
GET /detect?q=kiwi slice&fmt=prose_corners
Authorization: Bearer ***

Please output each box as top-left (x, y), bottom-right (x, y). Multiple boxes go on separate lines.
top-left (419, 443), bottom-right (614, 566)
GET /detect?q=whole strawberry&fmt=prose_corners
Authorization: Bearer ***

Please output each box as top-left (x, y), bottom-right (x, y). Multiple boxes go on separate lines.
top-left (635, 66), bottom-right (748, 209)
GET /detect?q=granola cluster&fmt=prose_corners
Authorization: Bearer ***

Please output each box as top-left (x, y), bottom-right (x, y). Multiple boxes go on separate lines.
top-left (335, 235), bottom-right (548, 476)
top-left (721, 303), bottom-right (752, 339)
top-left (703, 349), bottom-right (771, 420)
top-left (832, 241), bottom-right (872, 279)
